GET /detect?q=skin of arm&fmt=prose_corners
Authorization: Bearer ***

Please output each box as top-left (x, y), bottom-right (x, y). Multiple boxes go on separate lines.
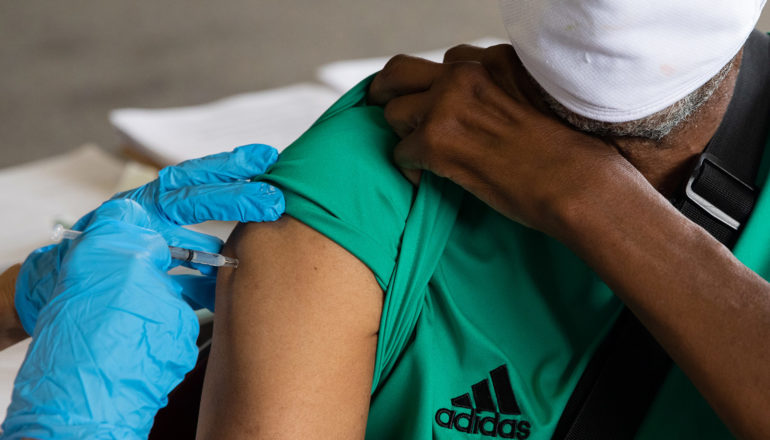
top-left (368, 44), bottom-right (770, 439)
top-left (0, 264), bottom-right (27, 351)
top-left (556, 160), bottom-right (770, 440)
top-left (197, 217), bottom-right (383, 439)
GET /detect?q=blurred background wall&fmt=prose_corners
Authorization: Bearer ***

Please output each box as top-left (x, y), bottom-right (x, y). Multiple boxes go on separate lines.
top-left (0, 0), bottom-right (505, 168)
top-left (2, 1), bottom-right (770, 168)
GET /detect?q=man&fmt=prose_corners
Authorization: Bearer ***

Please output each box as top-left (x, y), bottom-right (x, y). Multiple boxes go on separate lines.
top-left (198, 0), bottom-right (770, 439)
top-left (3, 1), bottom-right (769, 439)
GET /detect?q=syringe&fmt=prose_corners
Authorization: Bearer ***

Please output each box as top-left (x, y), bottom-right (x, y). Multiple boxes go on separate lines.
top-left (51, 224), bottom-right (238, 268)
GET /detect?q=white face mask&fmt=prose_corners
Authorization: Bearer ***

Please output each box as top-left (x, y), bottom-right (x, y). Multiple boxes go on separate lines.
top-left (499, 0), bottom-right (765, 123)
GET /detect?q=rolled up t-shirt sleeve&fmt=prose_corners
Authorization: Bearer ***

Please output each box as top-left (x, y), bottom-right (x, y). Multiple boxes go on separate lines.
top-left (254, 105), bottom-right (414, 289)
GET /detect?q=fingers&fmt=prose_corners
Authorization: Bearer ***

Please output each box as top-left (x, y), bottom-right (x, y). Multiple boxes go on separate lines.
top-left (445, 44), bottom-right (523, 103)
top-left (480, 44), bottom-right (523, 98)
top-left (157, 224), bottom-right (223, 276)
top-left (85, 199), bottom-right (153, 231)
top-left (368, 54), bottom-right (445, 105)
top-left (159, 144), bottom-right (279, 191)
top-left (383, 91), bottom-right (433, 139)
top-left (443, 44), bottom-right (485, 63)
top-left (15, 244), bottom-right (60, 335)
top-left (86, 201), bottom-right (224, 275)
top-left (480, 44), bottom-right (547, 112)
top-left (174, 274), bottom-right (217, 312)
top-left (392, 131), bottom-right (435, 176)
top-left (71, 210), bottom-right (95, 232)
top-left (14, 204), bottom-right (124, 335)
top-left (159, 181), bottom-right (285, 225)
top-left (163, 226), bottom-right (224, 254)
top-left (61, 200), bottom-right (175, 274)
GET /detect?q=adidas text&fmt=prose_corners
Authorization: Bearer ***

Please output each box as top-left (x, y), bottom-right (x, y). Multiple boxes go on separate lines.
top-left (434, 408), bottom-right (531, 439)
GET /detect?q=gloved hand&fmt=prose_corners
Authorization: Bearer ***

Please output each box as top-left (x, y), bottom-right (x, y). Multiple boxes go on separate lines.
top-left (2, 200), bottom-right (199, 440)
top-left (14, 144), bottom-right (283, 334)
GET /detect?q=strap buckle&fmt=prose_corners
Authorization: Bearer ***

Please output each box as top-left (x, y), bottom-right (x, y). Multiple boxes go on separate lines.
top-left (684, 153), bottom-right (755, 231)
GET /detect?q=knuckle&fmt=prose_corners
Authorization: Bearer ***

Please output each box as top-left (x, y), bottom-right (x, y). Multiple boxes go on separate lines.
top-left (381, 54), bottom-right (411, 77)
top-left (485, 43), bottom-right (516, 61)
top-left (448, 63), bottom-right (492, 100)
top-left (481, 44), bottom-right (517, 73)
top-left (450, 63), bottom-right (486, 87)
top-left (442, 45), bottom-right (465, 62)
top-left (429, 94), bottom-right (462, 128)
top-left (414, 129), bottom-right (455, 177)
top-left (419, 119), bottom-right (446, 150)
top-left (372, 54), bottom-right (423, 104)
top-left (371, 54), bottom-right (412, 101)
top-left (428, 101), bottom-right (451, 125)
top-left (471, 81), bottom-right (488, 101)
top-left (443, 44), bottom-right (477, 62)
top-left (410, 111), bottom-right (426, 130)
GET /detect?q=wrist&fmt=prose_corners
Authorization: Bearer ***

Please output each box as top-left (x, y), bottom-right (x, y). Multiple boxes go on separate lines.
top-left (547, 153), bottom-right (652, 243)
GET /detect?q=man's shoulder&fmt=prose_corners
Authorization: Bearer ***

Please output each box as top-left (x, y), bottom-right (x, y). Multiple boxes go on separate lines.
top-left (268, 104), bottom-right (414, 218)
top-left (281, 105), bottom-right (405, 182)
top-left (257, 104), bottom-right (416, 288)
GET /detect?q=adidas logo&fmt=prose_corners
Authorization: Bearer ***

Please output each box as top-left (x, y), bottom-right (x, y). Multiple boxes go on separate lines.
top-left (434, 365), bottom-right (532, 439)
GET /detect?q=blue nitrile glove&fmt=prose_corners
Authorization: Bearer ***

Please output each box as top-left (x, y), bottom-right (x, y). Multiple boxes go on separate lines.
top-left (2, 200), bottom-right (199, 440)
top-left (14, 144), bottom-right (284, 334)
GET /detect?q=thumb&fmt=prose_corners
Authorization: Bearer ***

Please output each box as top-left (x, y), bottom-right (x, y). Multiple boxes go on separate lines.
top-left (158, 144), bottom-right (279, 191)
top-left (398, 167), bottom-right (422, 186)
top-left (86, 199), bottom-right (153, 231)
top-left (158, 181), bottom-right (285, 225)
top-left (393, 134), bottom-right (431, 185)
top-left (75, 200), bottom-right (171, 271)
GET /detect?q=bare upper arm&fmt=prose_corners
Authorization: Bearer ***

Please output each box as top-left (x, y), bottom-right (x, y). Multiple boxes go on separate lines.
top-left (196, 217), bottom-right (383, 439)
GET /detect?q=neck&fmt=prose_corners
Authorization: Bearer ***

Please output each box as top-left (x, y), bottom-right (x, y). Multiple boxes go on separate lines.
top-left (608, 52), bottom-right (742, 198)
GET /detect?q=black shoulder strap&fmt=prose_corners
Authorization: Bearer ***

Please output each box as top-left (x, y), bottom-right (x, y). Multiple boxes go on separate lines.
top-left (675, 30), bottom-right (770, 248)
top-left (552, 30), bottom-right (770, 440)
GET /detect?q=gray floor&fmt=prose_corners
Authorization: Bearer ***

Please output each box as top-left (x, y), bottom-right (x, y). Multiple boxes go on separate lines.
top-left (3, 2), bottom-right (770, 169)
top-left (0, 0), bottom-right (506, 168)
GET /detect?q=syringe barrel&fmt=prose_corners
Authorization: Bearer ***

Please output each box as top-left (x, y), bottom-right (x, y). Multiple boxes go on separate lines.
top-left (168, 246), bottom-right (238, 268)
top-left (53, 226), bottom-right (238, 268)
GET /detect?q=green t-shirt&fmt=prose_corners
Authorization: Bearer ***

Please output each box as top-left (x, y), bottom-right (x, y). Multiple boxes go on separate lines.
top-left (256, 76), bottom-right (770, 439)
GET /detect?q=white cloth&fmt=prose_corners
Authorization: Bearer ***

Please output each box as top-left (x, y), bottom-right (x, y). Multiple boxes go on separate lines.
top-left (499, 0), bottom-right (766, 122)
